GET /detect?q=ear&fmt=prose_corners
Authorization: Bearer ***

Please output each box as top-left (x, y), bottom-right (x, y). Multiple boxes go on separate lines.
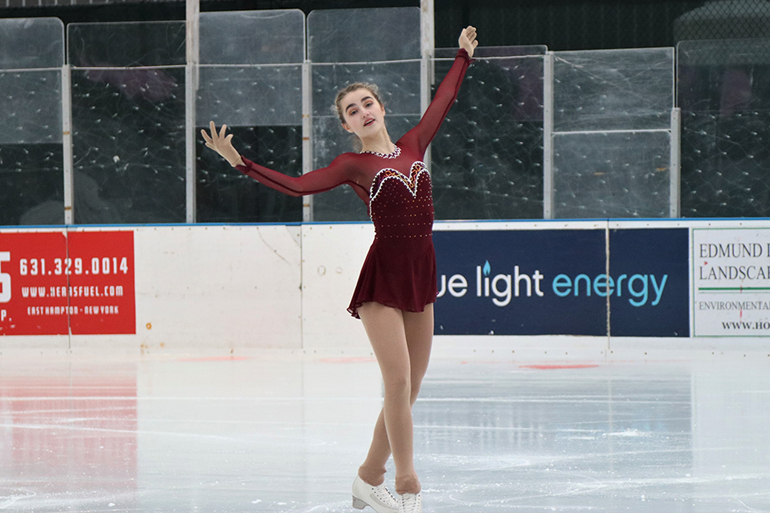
top-left (342, 122), bottom-right (353, 133)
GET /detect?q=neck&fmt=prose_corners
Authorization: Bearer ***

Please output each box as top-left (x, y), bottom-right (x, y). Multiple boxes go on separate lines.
top-left (359, 128), bottom-right (394, 154)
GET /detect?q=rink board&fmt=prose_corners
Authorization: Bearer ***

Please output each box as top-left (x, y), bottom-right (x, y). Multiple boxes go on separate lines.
top-left (0, 219), bottom-right (769, 353)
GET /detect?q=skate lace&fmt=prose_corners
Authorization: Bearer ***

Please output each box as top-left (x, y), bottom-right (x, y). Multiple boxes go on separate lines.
top-left (399, 492), bottom-right (422, 513)
top-left (372, 483), bottom-right (398, 507)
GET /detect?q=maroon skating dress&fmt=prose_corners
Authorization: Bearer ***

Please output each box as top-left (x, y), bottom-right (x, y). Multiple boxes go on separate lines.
top-left (236, 49), bottom-right (472, 318)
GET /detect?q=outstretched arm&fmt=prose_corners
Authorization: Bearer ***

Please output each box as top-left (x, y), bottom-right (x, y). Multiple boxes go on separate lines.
top-left (201, 122), bottom-right (368, 201)
top-left (402, 26), bottom-right (478, 155)
top-left (237, 155), bottom-right (368, 200)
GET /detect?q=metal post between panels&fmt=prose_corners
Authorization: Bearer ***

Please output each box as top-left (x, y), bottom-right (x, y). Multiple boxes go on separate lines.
top-left (670, 107), bottom-right (681, 218)
top-left (61, 64), bottom-right (74, 225)
top-left (542, 52), bottom-right (555, 220)
top-left (420, 0), bottom-right (434, 171)
top-left (302, 59), bottom-right (313, 223)
top-left (185, 0), bottom-right (200, 223)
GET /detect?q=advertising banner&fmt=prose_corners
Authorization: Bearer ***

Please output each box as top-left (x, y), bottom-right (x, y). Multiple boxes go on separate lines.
top-left (609, 228), bottom-right (689, 337)
top-left (434, 227), bottom-right (689, 337)
top-left (434, 229), bottom-right (608, 336)
top-left (0, 230), bottom-right (136, 335)
top-left (692, 228), bottom-right (770, 337)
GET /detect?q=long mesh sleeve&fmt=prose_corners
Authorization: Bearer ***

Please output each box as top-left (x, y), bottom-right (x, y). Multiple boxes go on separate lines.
top-left (400, 49), bottom-right (472, 156)
top-left (235, 154), bottom-right (370, 203)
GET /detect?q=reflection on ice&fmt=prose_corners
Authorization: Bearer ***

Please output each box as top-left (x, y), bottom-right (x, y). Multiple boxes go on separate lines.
top-left (0, 354), bottom-right (769, 512)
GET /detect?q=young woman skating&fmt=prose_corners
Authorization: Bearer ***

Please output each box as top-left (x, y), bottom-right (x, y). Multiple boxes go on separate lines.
top-left (203, 26), bottom-right (479, 513)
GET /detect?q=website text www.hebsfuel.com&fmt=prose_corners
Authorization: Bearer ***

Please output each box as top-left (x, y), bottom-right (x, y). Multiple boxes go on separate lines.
top-left (21, 285), bottom-right (125, 299)
top-left (22, 285), bottom-right (125, 317)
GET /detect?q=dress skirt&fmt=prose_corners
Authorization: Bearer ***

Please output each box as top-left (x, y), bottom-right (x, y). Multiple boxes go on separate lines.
top-left (347, 236), bottom-right (438, 319)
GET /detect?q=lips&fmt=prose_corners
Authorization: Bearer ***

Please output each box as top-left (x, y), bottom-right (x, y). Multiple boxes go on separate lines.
top-left (364, 118), bottom-right (375, 127)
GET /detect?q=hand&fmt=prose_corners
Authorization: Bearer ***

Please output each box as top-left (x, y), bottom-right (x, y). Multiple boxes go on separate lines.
top-left (459, 26), bottom-right (479, 58)
top-left (201, 121), bottom-right (244, 167)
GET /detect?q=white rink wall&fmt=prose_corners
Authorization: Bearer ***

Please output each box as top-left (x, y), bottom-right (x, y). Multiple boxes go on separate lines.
top-left (1, 221), bottom-right (770, 358)
top-left (1, 225), bottom-right (306, 355)
top-left (301, 223), bottom-right (373, 352)
top-left (131, 225), bottom-right (304, 353)
top-left (0, 223), bottom-right (376, 356)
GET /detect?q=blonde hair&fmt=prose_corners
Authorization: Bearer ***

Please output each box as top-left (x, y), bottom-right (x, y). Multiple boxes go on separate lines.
top-left (333, 82), bottom-right (384, 124)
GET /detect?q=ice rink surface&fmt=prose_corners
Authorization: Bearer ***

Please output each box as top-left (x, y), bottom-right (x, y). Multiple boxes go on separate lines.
top-left (1, 350), bottom-right (769, 512)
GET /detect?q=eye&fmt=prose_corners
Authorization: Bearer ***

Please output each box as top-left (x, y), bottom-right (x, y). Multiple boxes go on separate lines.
top-left (349, 109), bottom-right (358, 116)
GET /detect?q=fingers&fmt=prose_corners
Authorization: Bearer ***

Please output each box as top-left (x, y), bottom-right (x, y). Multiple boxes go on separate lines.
top-left (203, 121), bottom-right (218, 144)
top-left (201, 133), bottom-right (215, 151)
top-left (203, 121), bottom-right (230, 146)
top-left (202, 121), bottom-right (223, 152)
top-left (208, 120), bottom-right (218, 142)
top-left (463, 26), bottom-right (476, 39)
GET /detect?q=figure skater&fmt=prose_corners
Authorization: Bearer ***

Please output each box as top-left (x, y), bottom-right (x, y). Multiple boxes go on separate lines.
top-left (202, 26), bottom-right (479, 513)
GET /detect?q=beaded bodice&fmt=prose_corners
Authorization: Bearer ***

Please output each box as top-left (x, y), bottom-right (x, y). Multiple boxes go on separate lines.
top-left (369, 160), bottom-right (434, 241)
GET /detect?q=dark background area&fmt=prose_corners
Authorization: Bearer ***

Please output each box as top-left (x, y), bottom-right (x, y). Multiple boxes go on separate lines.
top-left (4, 0), bottom-right (770, 222)
top-left (0, 0), bottom-right (706, 52)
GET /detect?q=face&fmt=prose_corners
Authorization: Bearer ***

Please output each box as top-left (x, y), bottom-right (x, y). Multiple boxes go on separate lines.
top-left (340, 88), bottom-right (385, 137)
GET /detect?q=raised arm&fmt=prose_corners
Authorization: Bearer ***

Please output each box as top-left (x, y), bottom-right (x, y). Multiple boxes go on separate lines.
top-left (401, 26), bottom-right (478, 155)
top-left (201, 122), bottom-right (369, 202)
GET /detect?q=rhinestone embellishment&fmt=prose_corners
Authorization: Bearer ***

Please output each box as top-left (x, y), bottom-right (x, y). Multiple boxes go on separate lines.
top-left (361, 145), bottom-right (401, 159)
top-left (368, 161), bottom-right (429, 218)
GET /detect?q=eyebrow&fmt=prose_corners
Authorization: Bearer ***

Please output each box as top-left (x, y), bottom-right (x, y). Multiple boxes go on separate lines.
top-left (345, 96), bottom-right (374, 113)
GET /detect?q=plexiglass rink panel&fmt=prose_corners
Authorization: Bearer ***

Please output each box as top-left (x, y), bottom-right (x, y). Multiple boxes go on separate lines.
top-left (69, 22), bottom-right (186, 224)
top-left (196, 126), bottom-right (303, 223)
top-left (197, 66), bottom-right (302, 128)
top-left (0, 18), bottom-right (63, 144)
top-left (199, 10), bottom-right (304, 65)
top-left (432, 48), bottom-right (545, 220)
top-left (678, 39), bottom-right (770, 218)
top-left (553, 131), bottom-right (671, 218)
top-left (0, 18), bottom-right (64, 226)
top-left (68, 21), bottom-right (186, 68)
top-left (554, 48), bottom-right (674, 132)
top-left (0, 145), bottom-right (64, 226)
top-left (308, 8), bottom-right (420, 221)
top-left (71, 67), bottom-right (186, 224)
top-left (196, 64), bottom-right (302, 223)
top-left (0, 18), bottom-right (63, 69)
top-left (196, 11), bottom-right (304, 223)
top-left (0, 70), bottom-right (62, 145)
top-left (307, 7), bottom-right (420, 63)
top-left (195, 65), bottom-right (304, 222)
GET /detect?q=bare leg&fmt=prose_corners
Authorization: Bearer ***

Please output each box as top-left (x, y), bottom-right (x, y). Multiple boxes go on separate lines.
top-left (357, 303), bottom-right (434, 494)
top-left (403, 303), bottom-right (434, 405)
top-left (358, 408), bottom-right (390, 486)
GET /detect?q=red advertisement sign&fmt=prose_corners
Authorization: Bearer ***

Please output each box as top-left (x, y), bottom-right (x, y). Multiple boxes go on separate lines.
top-left (0, 230), bottom-right (136, 335)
